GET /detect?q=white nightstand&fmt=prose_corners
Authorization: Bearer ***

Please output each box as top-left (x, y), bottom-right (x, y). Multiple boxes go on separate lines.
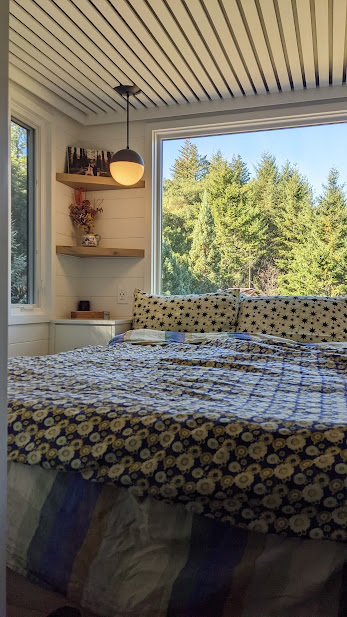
top-left (49, 319), bottom-right (132, 353)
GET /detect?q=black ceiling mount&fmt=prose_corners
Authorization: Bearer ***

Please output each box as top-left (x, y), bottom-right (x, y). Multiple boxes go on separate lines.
top-left (114, 84), bottom-right (141, 97)
top-left (113, 84), bottom-right (142, 151)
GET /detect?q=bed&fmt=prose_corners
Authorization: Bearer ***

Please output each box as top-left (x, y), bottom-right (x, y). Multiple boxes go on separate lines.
top-left (6, 290), bottom-right (347, 617)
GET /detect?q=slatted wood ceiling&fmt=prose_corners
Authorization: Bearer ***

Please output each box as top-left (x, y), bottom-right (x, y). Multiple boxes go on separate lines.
top-left (9, 0), bottom-right (347, 125)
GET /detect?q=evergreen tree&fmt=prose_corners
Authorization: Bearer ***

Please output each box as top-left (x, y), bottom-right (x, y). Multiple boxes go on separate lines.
top-left (161, 140), bottom-right (347, 298)
top-left (10, 121), bottom-right (29, 304)
top-left (277, 162), bottom-right (313, 248)
top-left (315, 168), bottom-right (347, 294)
top-left (279, 168), bottom-right (347, 295)
top-left (161, 238), bottom-right (197, 295)
top-left (249, 152), bottom-right (280, 215)
top-left (162, 141), bottom-right (210, 265)
top-left (171, 139), bottom-right (209, 183)
top-left (273, 162), bottom-right (314, 293)
top-left (207, 152), bottom-right (266, 288)
top-left (248, 152), bottom-right (280, 252)
top-left (189, 191), bottom-right (220, 292)
top-left (11, 228), bottom-right (27, 304)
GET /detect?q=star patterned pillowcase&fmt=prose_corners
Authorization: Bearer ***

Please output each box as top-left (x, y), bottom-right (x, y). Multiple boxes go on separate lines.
top-left (236, 295), bottom-right (347, 343)
top-left (132, 288), bottom-right (240, 333)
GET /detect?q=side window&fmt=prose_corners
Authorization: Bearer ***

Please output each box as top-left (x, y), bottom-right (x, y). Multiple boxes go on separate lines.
top-left (10, 119), bottom-right (35, 305)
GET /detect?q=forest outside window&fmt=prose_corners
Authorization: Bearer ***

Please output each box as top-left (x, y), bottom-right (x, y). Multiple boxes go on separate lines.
top-left (161, 125), bottom-right (347, 297)
top-left (10, 118), bottom-right (35, 305)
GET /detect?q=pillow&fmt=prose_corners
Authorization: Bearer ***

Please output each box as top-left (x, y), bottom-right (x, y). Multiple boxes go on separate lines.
top-left (109, 329), bottom-right (246, 345)
top-left (236, 295), bottom-right (347, 343)
top-left (132, 289), bottom-right (240, 333)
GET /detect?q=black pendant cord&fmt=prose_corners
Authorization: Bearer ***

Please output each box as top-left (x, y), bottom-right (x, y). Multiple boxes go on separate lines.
top-left (126, 91), bottom-right (129, 150)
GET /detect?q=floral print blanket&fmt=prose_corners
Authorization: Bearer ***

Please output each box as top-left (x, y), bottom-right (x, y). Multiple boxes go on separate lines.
top-left (7, 332), bottom-right (347, 541)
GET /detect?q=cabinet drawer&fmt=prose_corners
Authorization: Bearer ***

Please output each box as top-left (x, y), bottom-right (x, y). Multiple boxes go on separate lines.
top-left (55, 325), bottom-right (113, 352)
top-left (50, 319), bottom-right (132, 354)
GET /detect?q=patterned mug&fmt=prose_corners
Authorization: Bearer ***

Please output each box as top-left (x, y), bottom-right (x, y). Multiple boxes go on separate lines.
top-left (82, 234), bottom-right (101, 247)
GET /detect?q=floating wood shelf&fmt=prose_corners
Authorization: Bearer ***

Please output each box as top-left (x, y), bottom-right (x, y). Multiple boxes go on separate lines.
top-left (56, 173), bottom-right (145, 191)
top-left (56, 246), bottom-right (144, 258)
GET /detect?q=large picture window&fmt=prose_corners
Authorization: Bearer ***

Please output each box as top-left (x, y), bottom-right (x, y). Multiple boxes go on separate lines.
top-left (10, 119), bottom-right (35, 305)
top-left (160, 123), bottom-right (347, 297)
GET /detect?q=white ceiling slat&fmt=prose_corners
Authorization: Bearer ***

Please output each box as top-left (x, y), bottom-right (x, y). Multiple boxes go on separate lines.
top-left (332, 0), bottom-right (347, 86)
top-left (66, 0), bottom-right (180, 106)
top-left (235, 0), bottom-right (278, 93)
top-left (275, 0), bottom-right (303, 90)
top-left (9, 16), bottom-right (118, 113)
top-left (204, 0), bottom-right (255, 95)
top-left (112, 0), bottom-right (200, 104)
top-left (168, 1), bottom-right (229, 98)
top-left (10, 1), bottom-right (128, 112)
top-left (9, 61), bottom-right (87, 122)
top-left (9, 51), bottom-right (95, 115)
top-left (9, 35), bottom-right (106, 115)
top-left (220, 0), bottom-right (267, 95)
top-left (182, 0), bottom-right (243, 97)
top-left (66, 0), bottom-right (171, 107)
top-left (147, 0), bottom-right (220, 100)
top-left (7, 0), bottom-right (346, 125)
top-left (295, 0), bottom-right (316, 89)
top-left (314, 0), bottom-right (330, 87)
top-left (126, 0), bottom-right (209, 102)
top-left (18, 0), bottom-right (146, 110)
top-left (34, 0), bottom-right (159, 108)
top-left (257, 0), bottom-right (291, 92)
top-left (105, 0), bottom-right (190, 103)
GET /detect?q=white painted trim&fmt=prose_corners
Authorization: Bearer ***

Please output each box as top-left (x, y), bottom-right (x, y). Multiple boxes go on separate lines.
top-left (145, 128), bottom-right (162, 294)
top-left (9, 94), bottom-right (54, 324)
top-left (83, 83), bottom-right (347, 126)
top-left (146, 97), bottom-right (347, 294)
top-left (0, 2), bottom-right (8, 612)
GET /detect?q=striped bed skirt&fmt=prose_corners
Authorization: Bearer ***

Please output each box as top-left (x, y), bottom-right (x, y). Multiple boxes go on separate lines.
top-left (6, 462), bottom-right (347, 617)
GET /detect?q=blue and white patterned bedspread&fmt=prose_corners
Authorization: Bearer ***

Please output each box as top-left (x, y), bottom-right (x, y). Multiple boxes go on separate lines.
top-left (7, 332), bottom-right (347, 541)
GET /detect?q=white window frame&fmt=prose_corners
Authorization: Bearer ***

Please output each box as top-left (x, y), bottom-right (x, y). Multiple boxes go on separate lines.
top-left (9, 98), bottom-right (52, 325)
top-left (146, 99), bottom-right (347, 295)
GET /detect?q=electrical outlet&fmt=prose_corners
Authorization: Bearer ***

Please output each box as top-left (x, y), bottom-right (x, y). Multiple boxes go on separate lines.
top-left (117, 286), bottom-right (127, 304)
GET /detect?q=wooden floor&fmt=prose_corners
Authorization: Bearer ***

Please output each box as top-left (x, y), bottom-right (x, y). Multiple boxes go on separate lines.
top-left (7, 569), bottom-right (95, 617)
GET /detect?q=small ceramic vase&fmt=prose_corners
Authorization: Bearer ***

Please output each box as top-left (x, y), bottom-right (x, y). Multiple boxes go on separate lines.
top-left (82, 234), bottom-right (101, 247)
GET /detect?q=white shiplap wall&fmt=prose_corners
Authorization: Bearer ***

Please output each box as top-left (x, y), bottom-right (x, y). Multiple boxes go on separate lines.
top-left (8, 323), bottom-right (49, 357)
top-left (9, 95), bottom-right (146, 356)
top-left (9, 88), bottom-right (81, 356)
top-left (54, 127), bottom-right (82, 321)
top-left (57, 120), bottom-right (147, 320)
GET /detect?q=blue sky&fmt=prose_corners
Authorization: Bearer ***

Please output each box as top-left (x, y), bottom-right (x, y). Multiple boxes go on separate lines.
top-left (162, 122), bottom-right (347, 198)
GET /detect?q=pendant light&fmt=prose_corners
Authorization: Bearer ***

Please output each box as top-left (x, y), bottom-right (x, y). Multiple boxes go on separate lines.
top-left (110, 84), bottom-right (144, 186)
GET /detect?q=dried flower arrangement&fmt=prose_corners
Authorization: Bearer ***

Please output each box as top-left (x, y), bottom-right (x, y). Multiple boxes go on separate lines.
top-left (69, 188), bottom-right (103, 234)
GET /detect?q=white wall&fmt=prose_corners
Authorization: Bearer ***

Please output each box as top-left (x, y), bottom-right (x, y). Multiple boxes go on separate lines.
top-left (0, 2), bottom-right (9, 612)
top-left (9, 88), bottom-right (81, 356)
top-left (63, 121), bottom-right (147, 319)
top-left (9, 92), bottom-right (146, 357)
top-left (53, 112), bottom-right (84, 321)
top-left (8, 323), bottom-right (50, 357)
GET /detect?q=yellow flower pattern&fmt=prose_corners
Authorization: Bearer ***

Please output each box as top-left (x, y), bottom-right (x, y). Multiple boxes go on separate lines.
top-left (7, 333), bottom-right (347, 542)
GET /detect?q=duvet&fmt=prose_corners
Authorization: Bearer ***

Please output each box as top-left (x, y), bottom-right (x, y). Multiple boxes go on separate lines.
top-left (7, 332), bottom-right (347, 542)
